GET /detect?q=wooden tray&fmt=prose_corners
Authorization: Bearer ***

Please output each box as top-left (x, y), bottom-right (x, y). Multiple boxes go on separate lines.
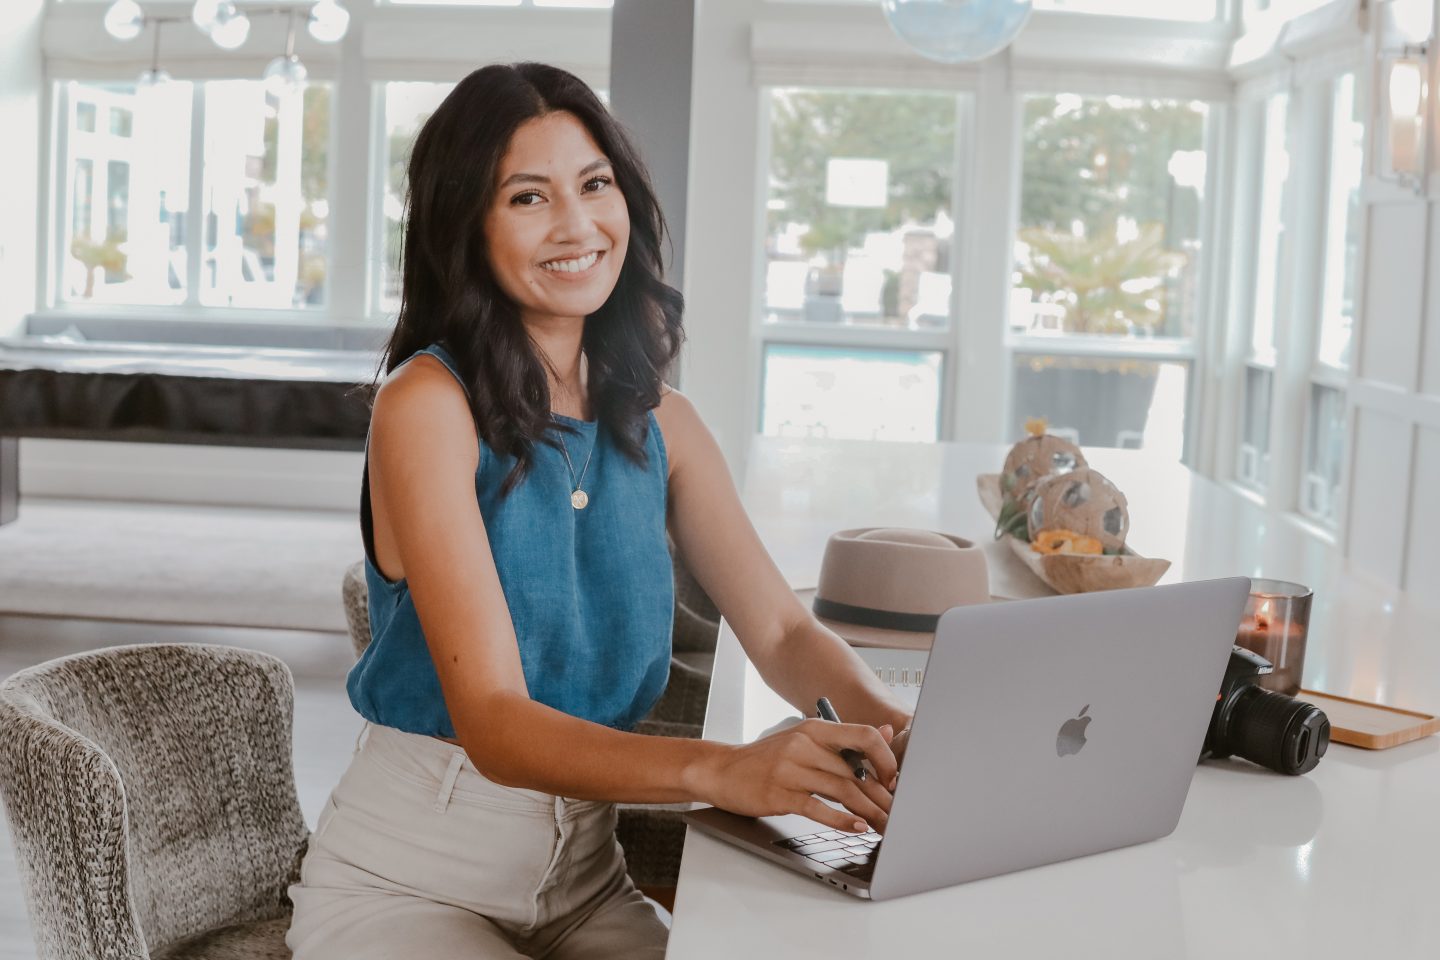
top-left (1296, 689), bottom-right (1440, 750)
top-left (976, 474), bottom-right (1170, 595)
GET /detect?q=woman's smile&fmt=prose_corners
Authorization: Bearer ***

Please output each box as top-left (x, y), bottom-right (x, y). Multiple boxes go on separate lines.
top-left (537, 249), bottom-right (606, 280)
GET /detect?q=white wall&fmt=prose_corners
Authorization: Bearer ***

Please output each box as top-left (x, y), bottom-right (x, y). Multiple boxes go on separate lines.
top-left (1341, 0), bottom-right (1440, 591)
top-left (0, 0), bottom-right (44, 339)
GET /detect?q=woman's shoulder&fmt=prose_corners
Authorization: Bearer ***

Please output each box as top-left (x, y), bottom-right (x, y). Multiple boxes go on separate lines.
top-left (373, 353), bottom-right (480, 472)
top-left (652, 384), bottom-right (707, 485)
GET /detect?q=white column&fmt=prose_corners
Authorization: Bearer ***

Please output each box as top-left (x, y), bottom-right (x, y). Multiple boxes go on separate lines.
top-left (682, 0), bottom-right (766, 482)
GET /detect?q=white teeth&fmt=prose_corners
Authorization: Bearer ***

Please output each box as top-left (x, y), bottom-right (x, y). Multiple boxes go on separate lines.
top-left (541, 252), bottom-right (599, 273)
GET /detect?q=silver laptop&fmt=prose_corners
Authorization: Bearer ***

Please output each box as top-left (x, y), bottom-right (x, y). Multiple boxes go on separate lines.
top-left (684, 577), bottom-right (1251, 901)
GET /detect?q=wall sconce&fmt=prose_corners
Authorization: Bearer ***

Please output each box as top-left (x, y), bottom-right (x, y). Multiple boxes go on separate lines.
top-left (1380, 44), bottom-right (1430, 194)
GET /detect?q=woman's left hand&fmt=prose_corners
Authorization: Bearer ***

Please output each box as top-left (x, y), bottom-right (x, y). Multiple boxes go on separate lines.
top-left (877, 719), bottom-right (913, 774)
top-left (890, 722), bottom-right (912, 767)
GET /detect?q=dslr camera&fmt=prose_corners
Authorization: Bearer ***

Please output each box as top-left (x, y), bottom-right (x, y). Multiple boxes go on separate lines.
top-left (1200, 646), bottom-right (1330, 775)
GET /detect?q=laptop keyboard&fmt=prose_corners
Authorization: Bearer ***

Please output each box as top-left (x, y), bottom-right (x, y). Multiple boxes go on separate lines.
top-left (773, 830), bottom-right (881, 880)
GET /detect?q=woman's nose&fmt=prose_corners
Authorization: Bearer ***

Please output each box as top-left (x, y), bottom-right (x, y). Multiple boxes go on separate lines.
top-left (548, 194), bottom-right (596, 243)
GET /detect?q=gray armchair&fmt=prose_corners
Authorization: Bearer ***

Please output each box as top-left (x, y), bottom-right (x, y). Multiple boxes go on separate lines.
top-left (340, 533), bottom-right (720, 887)
top-left (0, 643), bottom-right (310, 960)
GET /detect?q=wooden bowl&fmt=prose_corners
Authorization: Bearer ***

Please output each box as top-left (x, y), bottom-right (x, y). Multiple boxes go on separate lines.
top-left (976, 474), bottom-right (1170, 595)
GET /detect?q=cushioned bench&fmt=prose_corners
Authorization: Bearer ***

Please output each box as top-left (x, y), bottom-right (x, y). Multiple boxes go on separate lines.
top-left (0, 338), bottom-right (376, 525)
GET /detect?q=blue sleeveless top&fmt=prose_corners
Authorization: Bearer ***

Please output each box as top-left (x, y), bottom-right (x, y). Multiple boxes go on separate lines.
top-left (348, 342), bottom-right (674, 738)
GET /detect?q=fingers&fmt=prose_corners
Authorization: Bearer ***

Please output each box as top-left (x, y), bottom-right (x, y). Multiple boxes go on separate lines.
top-left (800, 740), bottom-right (893, 816)
top-left (797, 794), bottom-right (871, 835)
top-left (801, 719), bottom-right (899, 789)
top-left (811, 770), bottom-right (890, 830)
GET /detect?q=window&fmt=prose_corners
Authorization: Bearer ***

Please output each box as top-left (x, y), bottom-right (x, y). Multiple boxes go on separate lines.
top-left (201, 81), bottom-right (332, 309)
top-left (762, 88), bottom-right (957, 332)
top-left (761, 344), bottom-right (942, 442)
top-left (57, 79), bottom-right (332, 311)
top-left (1299, 71), bottom-right (1364, 528)
top-left (61, 81), bottom-right (191, 305)
top-left (757, 86), bottom-right (963, 444)
top-left (386, 0), bottom-right (612, 5)
top-left (776, 0), bottom-right (1220, 19)
top-left (1317, 73), bottom-right (1362, 373)
top-left (377, 81), bottom-right (457, 313)
top-left (1237, 92), bottom-right (1290, 492)
top-left (1011, 93), bottom-right (1210, 456)
top-left (1242, 0), bottom-right (1334, 25)
top-left (1035, 0), bottom-right (1217, 19)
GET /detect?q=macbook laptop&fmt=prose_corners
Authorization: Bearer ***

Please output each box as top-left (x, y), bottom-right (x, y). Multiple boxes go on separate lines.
top-left (684, 577), bottom-right (1251, 901)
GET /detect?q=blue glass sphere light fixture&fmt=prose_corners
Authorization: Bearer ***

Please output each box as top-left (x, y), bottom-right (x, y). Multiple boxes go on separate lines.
top-left (881, 0), bottom-right (1033, 64)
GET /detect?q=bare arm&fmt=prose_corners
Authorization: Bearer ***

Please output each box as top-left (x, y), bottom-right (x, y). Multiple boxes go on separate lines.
top-left (657, 388), bottom-right (912, 740)
top-left (370, 364), bottom-right (897, 829)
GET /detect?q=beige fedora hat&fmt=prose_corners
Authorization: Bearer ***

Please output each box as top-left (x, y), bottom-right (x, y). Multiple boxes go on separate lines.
top-left (793, 527), bottom-right (991, 651)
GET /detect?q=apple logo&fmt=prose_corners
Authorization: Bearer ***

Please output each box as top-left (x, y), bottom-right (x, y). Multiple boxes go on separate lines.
top-left (1056, 705), bottom-right (1092, 757)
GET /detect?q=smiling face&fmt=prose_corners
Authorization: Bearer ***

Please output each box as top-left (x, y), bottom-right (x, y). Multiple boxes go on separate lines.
top-left (482, 110), bottom-right (630, 329)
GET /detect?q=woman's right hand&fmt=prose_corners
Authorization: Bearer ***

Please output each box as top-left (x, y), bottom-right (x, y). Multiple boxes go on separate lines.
top-left (688, 719), bottom-right (899, 834)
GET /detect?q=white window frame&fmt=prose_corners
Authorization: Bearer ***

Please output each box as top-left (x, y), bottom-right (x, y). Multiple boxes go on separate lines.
top-left (30, 1), bottom-right (611, 346)
top-left (1005, 80), bottom-right (1229, 465)
top-left (744, 3), bottom-right (1239, 449)
top-left (1214, 0), bottom-right (1367, 543)
top-left (1295, 61), bottom-right (1367, 530)
top-left (750, 79), bottom-right (975, 443)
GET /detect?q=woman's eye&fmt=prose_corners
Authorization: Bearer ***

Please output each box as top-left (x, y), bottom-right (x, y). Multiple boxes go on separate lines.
top-left (511, 192), bottom-right (543, 206)
top-left (583, 176), bottom-right (612, 193)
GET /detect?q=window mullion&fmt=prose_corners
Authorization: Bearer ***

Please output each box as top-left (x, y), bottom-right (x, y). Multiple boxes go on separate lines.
top-left (941, 92), bottom-right (973, 443)
top-left (184, 82), bottom-right (204, 308)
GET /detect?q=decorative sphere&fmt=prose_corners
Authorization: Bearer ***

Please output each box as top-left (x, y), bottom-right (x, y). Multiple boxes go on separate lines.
top-left (1028, 467), bottom-right (1130, 553)
top-left (881, 0), bottom-right (1033, 64)
top-left (1001, 433), bottom-right (1085, 508)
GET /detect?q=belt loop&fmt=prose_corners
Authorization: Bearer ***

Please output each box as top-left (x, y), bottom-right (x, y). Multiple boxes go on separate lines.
top-left (433, 750), bottom-right (466, 814)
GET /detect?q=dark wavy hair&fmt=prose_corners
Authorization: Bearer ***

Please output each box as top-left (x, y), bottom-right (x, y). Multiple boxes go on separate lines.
top-left (361, 62), bottom-right (685, 498)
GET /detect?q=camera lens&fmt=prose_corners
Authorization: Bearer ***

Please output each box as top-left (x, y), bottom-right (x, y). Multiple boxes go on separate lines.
top-left (1223, 685), bottom-right (1330, 775)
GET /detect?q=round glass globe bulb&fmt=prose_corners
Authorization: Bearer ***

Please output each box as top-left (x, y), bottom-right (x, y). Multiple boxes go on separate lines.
top-left (192, 0), bottom-right (223, 32)
top-left (263, 54), bottom-right (309, 97)
top-left (307, 1), bottom-right (351, 44)
top-left (881, 0), bottom-right (1033, 64)
top-left (138, 67), bottom-right (172, 89)
top-left (209, 5), bottom-right (250, 50)
top-left (103, 0), bottom-right (145, 42)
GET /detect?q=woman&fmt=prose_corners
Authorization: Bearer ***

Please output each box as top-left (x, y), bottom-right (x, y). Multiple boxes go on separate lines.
top-left (286, 62), bottom-right (914, 959)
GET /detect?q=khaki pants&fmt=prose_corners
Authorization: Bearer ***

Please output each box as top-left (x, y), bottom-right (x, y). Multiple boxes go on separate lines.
top-left (286, 722), bottom-right (670, 959)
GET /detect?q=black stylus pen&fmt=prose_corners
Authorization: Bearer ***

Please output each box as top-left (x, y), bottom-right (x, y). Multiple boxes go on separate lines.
top-left (816, 697), bottom-right (868, 781)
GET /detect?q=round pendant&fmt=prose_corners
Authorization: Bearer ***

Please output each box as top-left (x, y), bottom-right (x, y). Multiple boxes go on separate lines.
top-left (571, 489), bottom-right (589, 510)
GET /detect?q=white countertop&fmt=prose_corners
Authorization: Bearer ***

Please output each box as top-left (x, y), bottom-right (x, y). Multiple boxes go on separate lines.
top-left (666, 438), bottom-right (1440, 959)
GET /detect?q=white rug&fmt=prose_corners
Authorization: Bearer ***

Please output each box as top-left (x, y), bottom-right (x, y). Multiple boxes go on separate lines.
top-left (0, 497), bottom-right (364, 632)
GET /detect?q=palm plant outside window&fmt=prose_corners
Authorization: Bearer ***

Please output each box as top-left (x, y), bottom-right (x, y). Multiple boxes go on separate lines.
top-left (1012, 94), bottom-right (1210, 458)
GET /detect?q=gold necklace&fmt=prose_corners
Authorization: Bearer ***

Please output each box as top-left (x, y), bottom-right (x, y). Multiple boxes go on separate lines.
top-left (555, 424), bottom-right (595, 510)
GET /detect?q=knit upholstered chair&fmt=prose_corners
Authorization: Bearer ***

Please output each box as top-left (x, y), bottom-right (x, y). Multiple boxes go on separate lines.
top-left (339, 532), bottom-right (720, 887)
top-left (0, 643), bottom-right (310, 960)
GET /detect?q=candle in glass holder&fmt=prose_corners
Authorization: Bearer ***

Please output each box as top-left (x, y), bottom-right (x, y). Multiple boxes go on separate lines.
top-left (1234, 578), bottom-right (1313, 697)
